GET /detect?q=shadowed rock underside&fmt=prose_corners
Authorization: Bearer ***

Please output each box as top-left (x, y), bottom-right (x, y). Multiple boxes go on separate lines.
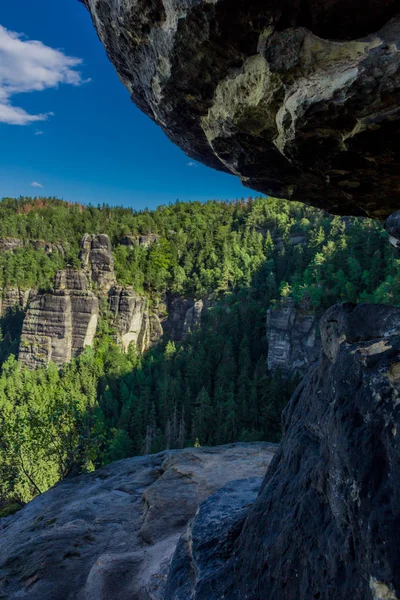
top-left (82, 0), bottom-right (400, 219)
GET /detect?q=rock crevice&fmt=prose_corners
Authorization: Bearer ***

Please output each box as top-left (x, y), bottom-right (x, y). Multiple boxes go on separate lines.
top-left (166, 302), bottom-right (400, 599)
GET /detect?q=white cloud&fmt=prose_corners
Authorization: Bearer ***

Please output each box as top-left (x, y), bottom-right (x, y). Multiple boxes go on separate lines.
top-left (31, 181), bottom-right (43, 188)
top-left (34, 129), bottom-right (44, 135)
top-left (0, 24), bottom-right (87, 125)
top-left (187, 161), bottom-right (197, 167)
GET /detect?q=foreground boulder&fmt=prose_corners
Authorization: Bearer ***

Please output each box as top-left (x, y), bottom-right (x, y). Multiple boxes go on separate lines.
top-left (82, 0), bottom-right (400, 219)
top-left (166, 303), bottom-right (400, 600)
top-left (0, 442), bottom-right (276, 600)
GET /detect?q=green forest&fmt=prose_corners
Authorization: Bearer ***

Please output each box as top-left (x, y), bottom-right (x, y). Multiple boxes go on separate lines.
top-left (1, 195), bottom-right (400, 511)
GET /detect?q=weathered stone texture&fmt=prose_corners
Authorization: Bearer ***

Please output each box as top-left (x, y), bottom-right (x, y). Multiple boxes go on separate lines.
top-left (163, 296), bottom-right (215, 341)
top-left (266, 297), bottom-right (321, 375)
top-left (166, 303), bottom-right (400, 600)
top-left (80, 233), bottom-right (116, 293)
top-left (18, 269), bottom-right (99, 369)
top-left (120, 233), bottom-right (161, 247)
top-left (0, 288), bottom-right (33, 317)
top-left (82, 0), bottom-right (400, 219)
top-left (0, 443), bottom-right (276, 600)
top-left (0, 238), bottom-right (64, 254)
top-left (109, 287), bottom-right (163, 352)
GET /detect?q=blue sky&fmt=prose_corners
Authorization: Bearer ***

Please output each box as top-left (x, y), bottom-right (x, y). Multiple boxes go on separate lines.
top-left (0, 0), bottom-right (251, 209)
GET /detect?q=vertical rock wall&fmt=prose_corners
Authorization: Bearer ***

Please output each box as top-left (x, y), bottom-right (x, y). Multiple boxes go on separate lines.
top-left (19, 269), bottom-right (99, 369)
top-left (80, 234), bottom-right (116, 293)
top-left (109, 287), bottom-right (163, 352)
top-left (266, 297), bottom-right (321, 375)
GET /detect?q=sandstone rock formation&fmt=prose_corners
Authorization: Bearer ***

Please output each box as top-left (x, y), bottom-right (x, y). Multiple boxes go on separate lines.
top-left (19, 269), bottom-right (99, 369)
top-left (0, 288), bottom-right (33, 317)
top-left (80, 234), bottom-right (116, 293)
top-left (167, 303), bottom-right (400, 600)
top-left (109, 287), bottom-right (163, 352)
top-left (0, 443), bottom-right (276, 600)
top-left (266, 297), bottom-right (321, 375)
top-left (82, 0), bottom-right (400, 219)
top-left (0, 238), bottom-right (64, 255)
top-left (120, 233), bottom-right (161, 248)
top-left (163, 296), bottom-right (215, 341)
top-left (0, 238), bottom-right (24, 252)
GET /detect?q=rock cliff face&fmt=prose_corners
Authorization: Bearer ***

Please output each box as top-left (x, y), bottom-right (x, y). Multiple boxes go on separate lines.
top-left (266, 297), bottom-right (321, 375)
top-left (19, 269), bottom-right (99, 369)
top-left (82, 0), bottom-right (400, 219)
top-left (0, 288), bottom-right (34, 317)
top-left (0, 443), bottom-right (276, 600)
top-left (0, 238), bottom-right (64, 254)
top-left (120, 233), bottom-right (161, 248)
top-left (163, 296), bottom-right (214, 341)
top-left (109, 287), bottom-right (163, 352)
top-left (166, 303), bottom-right (400, 600)
top-left (80, 234), bottom-right (116, 293)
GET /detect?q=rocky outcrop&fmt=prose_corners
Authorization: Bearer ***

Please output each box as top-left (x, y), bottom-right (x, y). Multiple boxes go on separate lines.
top-left (165, 478), bottom-right (262, 600)
top-left (120, 233), bottom-right (161, 248)
top-left (0, 288), bottom-right (34, 317)
top-left (0, 443), bottom-right (276, 600)
top-left (80, 234), bottom-right (116, 293)
top-left (109, 287), bottom-right (163, 352)
top-left (30, 240), bottom-right (64, 255)
top-left (0, 238), bottom-right (24, 252)
top-left (18, 269), bottom-right (99, 369)
top-left (163, 296), bottom-right (215, 341)
top-left (0, 238), bottom-right (64, 254)
top-left (82, 0), bottom-right (400, 219)
top-left (167, 303), bottom-right (400, 600)
top-left (266, 297), bottom-right (321, 375)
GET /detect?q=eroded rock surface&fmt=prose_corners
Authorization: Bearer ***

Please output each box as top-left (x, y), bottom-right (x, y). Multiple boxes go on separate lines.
top-left (0, 288), bottom-right (34, 317)
top-left (0, 442), bottom-right (276, 600)
top-left (0, 238), bottom-right (64, 254)
top-left (167, 303), bottom-right (400, 599)
top-left (109, 287), bottom-right (163, 352)
top-left (266, 297), bottom-right (321, 375)
top-left (82, 0), bottom-right (400, 218)
top-left (163, 296), bottom-right (215, 341)
top-left (18, 269), bottom-right (99, 369)
top-left (80, 233), bottom-right (116, 293)
top-left (120, 233), bottom-right (161, 248)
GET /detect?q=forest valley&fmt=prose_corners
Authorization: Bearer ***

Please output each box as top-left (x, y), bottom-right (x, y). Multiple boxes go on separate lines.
top-left (0, 195), bottom-right (399, 512)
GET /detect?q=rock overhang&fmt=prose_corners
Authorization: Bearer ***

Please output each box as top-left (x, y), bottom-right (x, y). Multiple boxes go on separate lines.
top-left (81, 0), bottom-right (400, 218)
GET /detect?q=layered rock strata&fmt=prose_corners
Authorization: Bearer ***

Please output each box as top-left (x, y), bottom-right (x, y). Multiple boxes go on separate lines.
top-left (0, 288), bottom-right (33, 317)
top-left (80, 234), bottom-right (116, 293)
top-left (163, 296), bottom-right (215, 341)
top-left (109, 287), bottom-right (163, 352)
top-left (0, 238), bottom-right (64, 254)
top-left (266, 297), bottom-right (321, 375)
top-left (120, 233), bottom-right (161, 248)
top-left (82, 0), bottom-right (400, 218)
top-left (0, 443), bottom-right (276, 600)
top-left (18, 269), bottom-right (99, 369)
top-left (167, 303), bottom-right (400, 599)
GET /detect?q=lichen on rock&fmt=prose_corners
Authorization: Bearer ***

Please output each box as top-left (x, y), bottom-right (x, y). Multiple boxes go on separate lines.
top-left (82, 0), bottom-right (400, 218)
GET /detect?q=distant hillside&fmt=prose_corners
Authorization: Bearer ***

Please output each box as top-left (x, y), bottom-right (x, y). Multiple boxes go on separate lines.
top-left (1, 195), bottom-right (400, 508)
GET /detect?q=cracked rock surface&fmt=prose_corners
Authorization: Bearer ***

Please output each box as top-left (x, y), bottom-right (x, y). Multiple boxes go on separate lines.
top-left (82, 0), bottom-right (400, 218)
top-left (0, 442), bottom-right (276, 600)
top-left (166, 303), bottom-right (400, 600)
